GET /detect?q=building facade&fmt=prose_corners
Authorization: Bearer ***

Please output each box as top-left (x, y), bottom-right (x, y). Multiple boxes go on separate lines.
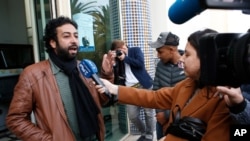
top-left (0, 0), bottom-right (155, 140)
top-left (0, 0), bottom-right (249, 141)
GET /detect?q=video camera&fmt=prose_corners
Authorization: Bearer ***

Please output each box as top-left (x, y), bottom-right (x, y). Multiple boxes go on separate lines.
top-left (169, 0), bottom-right (250, 87)
top-left (199, 32), bottom-right (250, 87)
top-left (169, 0), bottom-right (250, 24)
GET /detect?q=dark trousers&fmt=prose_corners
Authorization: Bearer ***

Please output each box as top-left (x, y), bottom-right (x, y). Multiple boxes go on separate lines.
top-left (156, 121), bottom-right (164, 140)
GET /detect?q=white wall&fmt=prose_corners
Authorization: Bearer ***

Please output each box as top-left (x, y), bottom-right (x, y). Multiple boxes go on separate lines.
top-left (150, 0), bottom-right (168, 43)
top-left (150, 0), bottom-right (250, 50)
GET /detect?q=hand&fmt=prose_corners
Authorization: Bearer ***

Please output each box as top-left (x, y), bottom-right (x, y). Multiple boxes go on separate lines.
top-left (102, 51), bottom-right (116, 74)
top-left (106, 50), bottom-right (116, 65)
top-left (156, 112), bottom-right (168, 125)
top-left (215, 86), bottom-right (244, 107)
top-left (95, 78), bottom-right (118, 95)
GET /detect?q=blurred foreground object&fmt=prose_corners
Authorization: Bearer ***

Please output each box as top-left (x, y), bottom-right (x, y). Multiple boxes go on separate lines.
top-left (168, 0), bottom-right (250, 24)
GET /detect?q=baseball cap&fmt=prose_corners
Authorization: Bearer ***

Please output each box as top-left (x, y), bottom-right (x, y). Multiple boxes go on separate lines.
top-left (149, 32), bottom-right (179, 48)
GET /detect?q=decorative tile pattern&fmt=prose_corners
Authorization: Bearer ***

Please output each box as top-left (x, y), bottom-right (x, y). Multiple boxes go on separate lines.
top-left (119, 0), bottom-right (155, 134)
top-left (109, 0), bottom-right (121, 40)
top-left (120, 0), bottom-right (155, 78)
top-left (110, 0), bottom-right (155, 78)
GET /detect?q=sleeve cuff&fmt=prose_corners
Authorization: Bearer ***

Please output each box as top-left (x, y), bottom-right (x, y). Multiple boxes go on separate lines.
top-left (229, 99), bottom-right (247, 114)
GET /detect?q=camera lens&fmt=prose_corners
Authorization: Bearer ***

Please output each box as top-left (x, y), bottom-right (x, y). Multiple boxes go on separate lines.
top-left (229, 33), bottom-right (250, 85)
top-left (199, 33), bottom-right (250, 87)
top-left (116, 50), bottom-right (122, 57)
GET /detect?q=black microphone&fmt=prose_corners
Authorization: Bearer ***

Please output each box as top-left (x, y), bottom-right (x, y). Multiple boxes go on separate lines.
top-left (168, 0), bottom-right (206, 24)
top-left (79, 59), bottom-right (111, 98)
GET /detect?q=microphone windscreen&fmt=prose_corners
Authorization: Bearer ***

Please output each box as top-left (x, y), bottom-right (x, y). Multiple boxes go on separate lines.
top-left (79, 59), bottom-right (112, 98)
top-left (168, 0), bottom-right (205, 24)
top-left (79, 59), bottom-right (98, 78)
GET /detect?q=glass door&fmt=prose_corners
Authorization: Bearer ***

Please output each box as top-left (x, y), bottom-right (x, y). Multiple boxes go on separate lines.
top-left (34, 0), bottom-right (53, 61)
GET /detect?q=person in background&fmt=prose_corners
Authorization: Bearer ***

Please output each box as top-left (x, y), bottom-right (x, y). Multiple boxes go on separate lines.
top-left (6, 16), bottom-right (109, 141)
top-left (101, 40), bottom-right (155, 141)
top-left (149, 32), bottom-right (186, 140)
top-left (82, 36), bottom-right (90, 47)
top-left (216, 84), bottom-right (250, 124)
top-left (96, 28), bottom-right (234, 141)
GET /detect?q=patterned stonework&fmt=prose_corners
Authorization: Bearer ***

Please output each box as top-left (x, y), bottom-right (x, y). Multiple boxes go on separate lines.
top-left (109, 0), bottom-right (155, 134)
top-left (110, 0), bottom-right (155, 78)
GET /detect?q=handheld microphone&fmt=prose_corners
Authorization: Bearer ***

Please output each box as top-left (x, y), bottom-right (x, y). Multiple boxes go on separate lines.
top-left (79, 59), bottom-right (111, 98)
top-left (168, 0), bottom-right (206, 24)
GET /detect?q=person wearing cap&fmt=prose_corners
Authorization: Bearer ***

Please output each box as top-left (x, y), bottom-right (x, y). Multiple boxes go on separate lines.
top-left (149, 32), bottom-right (186, 140)
top-left (95, 28), bottom-right (234, 141)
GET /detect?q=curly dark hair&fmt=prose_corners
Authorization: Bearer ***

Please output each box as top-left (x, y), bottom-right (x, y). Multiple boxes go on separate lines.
top-left (43, 16), bottom-right (78, 52)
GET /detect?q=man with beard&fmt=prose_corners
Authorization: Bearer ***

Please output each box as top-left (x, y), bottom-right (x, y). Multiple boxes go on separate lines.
top-left (6, 16), bottom-right (109, 141)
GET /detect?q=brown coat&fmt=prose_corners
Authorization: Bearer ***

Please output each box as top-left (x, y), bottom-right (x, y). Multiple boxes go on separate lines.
top-left (118, 78), bottom-right (232, 141)
top-left (6, 60), bottom-right (108, 141)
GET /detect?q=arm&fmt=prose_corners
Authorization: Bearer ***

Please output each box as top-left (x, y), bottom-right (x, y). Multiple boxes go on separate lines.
top-left (216, 86), bottom-right (250, 124)
top-left (229, 99), bottom-right (250, 124)
top-left (118, 86), bottom-right (173, 109)
top-left (6, 71), bottom-right (52, 141)
top-left (96, 78), bottom-right (173, 109)
top-left (123, 47), bottom-right (145, 68)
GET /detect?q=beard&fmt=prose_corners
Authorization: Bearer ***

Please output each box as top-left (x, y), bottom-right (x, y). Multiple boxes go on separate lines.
top-left (55, 42), bottom-right (78, 61)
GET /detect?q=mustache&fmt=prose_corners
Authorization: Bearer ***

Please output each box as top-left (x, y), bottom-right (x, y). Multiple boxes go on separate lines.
top-left (68, 44), bottom-right (78, 49)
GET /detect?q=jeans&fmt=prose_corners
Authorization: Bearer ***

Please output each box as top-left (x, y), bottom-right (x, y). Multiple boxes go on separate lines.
top-left (156, 121), bottom-right (164, 140)
top-left (127, 104), bottom-right (155, 139)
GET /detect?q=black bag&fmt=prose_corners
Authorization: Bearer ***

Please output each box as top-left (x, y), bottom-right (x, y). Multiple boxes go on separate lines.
top-left (166, 105), bottom-right (207, 141)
